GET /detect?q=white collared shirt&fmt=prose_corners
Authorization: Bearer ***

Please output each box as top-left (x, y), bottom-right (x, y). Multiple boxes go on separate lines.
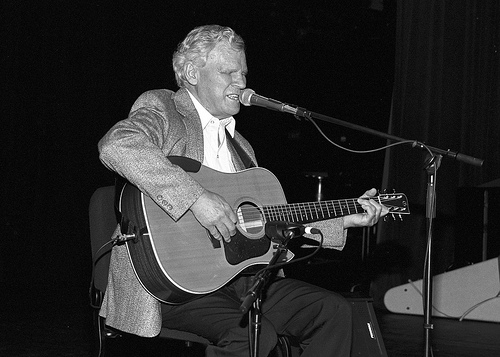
top-left (187, 91), bottom-right (236, 173)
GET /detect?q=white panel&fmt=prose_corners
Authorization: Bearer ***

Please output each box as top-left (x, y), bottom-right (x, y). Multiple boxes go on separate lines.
top-left (384, 257), bottom-right (500, 322)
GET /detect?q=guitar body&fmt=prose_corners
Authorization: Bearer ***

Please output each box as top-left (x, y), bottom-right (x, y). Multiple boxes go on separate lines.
top-left (120, 162), bottom-right (290, 304)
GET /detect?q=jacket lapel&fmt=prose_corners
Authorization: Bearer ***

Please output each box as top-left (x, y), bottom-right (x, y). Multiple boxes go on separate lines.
top-left (226, 131), bottom-right (255, 170)
top-left (172, 88), bottom-right (204, 163)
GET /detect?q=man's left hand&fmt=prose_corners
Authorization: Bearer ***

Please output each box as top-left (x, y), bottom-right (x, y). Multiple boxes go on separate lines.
top-left (342, 188), bottom-right (389, 229)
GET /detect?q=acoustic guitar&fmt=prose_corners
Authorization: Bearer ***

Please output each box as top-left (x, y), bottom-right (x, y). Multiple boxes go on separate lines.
top-left (118, 157), bottom-right (410, 304)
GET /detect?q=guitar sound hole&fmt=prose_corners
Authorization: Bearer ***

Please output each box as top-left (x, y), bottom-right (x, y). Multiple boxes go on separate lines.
top-left (237, 202), bottom-right (264, 237)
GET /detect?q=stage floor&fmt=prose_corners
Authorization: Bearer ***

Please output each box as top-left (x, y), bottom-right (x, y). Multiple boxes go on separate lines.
top-left (3, 281), bottom-right (500, 356)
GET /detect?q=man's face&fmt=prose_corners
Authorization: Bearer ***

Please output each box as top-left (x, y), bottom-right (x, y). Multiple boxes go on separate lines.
top-left (191, 42), bottom-right (247, 119)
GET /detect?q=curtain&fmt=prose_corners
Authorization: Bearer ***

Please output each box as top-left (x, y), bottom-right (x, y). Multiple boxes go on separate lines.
top-left (372, 0), bottom-right (500, 305)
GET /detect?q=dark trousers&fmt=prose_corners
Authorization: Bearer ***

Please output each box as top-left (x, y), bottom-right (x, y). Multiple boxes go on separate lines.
top-left (161, 276), bottom-right (352, 356)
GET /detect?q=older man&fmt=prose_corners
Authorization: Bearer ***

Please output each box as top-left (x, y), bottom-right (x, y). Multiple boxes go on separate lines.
top-left (98, 24), bottom-right (387, 356)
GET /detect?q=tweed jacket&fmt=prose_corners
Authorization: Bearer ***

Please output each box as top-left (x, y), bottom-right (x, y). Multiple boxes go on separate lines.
top-left (97, 88), bottom-right (347, 337)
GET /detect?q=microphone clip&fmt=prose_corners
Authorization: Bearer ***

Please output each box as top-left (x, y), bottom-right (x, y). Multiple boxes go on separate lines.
top-left (265, 221), bottom-right (306, 244)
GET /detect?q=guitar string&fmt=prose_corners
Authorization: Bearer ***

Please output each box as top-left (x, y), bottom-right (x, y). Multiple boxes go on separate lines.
top-left (238, 196), bottom-right (404, 210)
top-left (239, 204), bottom-right (402, 216)
top-left (237, 199), bottom-right (404, 215)
top-left (237, 198), bottom-right (406, 225)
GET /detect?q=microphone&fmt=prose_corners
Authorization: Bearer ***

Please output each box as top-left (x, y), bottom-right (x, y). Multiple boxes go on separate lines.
top-left (265, 221), bottom-right (320, 242)
top-left (239, 89), bottom-right (299, 115)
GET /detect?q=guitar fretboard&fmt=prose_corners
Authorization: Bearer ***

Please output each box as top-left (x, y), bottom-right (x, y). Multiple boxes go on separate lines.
top-left (263, 199), bottom-right (364, 224)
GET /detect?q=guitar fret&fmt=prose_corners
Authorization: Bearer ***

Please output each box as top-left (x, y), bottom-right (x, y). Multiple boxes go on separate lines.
top-left (313, 202), bottom-right (320, 219)
top-left (262, 206), bottom-right (269, 221)
top-left (277, 205), bottom-right (284, 221)
top-left (275, 205), bottom-right (282, 220)
top-left (272, 205), bottom-right (279, 220)
top-left (297, 203), bottom-right (304, 221)
top-left (270, 206), bottom-right (277, 221)
top-left (318, 202), bottom-right (325, 218)
top-left (280, 206), bottom-right (286, 221)
top-left (319, 203), bottom-right (325, 218)
top-left (329, 201), bottom-right (336, 217)
top-left (286, 206), bottom-right (293, 221)
top-left (277, 205), bottom-right (284, 220)
top-left (337, 201), bottom-right (343, 216)
top-left (271, 206), bottom-right (278, 221)
top-left (291, 203), bottom-right (299, 222)
top-left (265, 206), bottom-right (275, 221)
top-left (283, 206), bottom-right (290, 221)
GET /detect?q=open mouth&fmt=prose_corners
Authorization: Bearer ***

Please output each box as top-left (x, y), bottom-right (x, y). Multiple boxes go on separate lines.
top-left (227, 94), bottom-right (239, 101)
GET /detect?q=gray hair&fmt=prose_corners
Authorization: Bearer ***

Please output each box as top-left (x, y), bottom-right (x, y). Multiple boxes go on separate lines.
top-left (172, 25), bottom-right (245, 87)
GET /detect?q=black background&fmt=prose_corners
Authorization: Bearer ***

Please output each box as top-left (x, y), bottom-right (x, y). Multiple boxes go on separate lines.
top-left (2, 0), bottom-right (395, 294)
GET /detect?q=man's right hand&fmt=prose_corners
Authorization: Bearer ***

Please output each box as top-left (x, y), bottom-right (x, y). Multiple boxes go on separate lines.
top-left (189, 189), bottom-right (238, 242)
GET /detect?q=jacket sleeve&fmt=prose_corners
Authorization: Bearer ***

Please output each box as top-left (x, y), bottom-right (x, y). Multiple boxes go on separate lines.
top-left (98, 92), bottom-right (204, 220)
top-left (303, 218), bottom-right (347, 250)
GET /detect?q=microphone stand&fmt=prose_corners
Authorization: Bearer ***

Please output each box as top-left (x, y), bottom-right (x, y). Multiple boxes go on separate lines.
top-left (292, 107), bottom-right (483, 167)
top-left (422, 154), bottom-right (441, 356)
top-left (277, 104), bottom-right (483, 357)
top-left (240, 231), bottom-right (292, 357)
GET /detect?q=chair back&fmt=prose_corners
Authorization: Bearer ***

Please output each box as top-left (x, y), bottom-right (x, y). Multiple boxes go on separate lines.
top-left (89, 186), bottom-right (118, 292)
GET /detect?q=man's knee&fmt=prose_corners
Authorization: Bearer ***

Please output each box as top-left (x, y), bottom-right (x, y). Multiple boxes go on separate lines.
top-left (320, 293), bottom-right (353, 324)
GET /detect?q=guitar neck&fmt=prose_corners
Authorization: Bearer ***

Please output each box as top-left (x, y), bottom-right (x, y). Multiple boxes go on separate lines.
top-left (263, 198), bottom-right (364, 225)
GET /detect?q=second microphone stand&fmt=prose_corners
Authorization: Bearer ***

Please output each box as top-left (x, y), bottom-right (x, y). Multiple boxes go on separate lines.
top-left (239, 230), bottom-right (294, 357)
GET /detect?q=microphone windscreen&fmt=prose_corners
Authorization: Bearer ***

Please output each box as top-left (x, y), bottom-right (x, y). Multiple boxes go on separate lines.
top-left (239, 88), bottom-right (255, 106)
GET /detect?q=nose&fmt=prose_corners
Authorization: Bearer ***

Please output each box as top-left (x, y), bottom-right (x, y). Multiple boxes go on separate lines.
top-left (233, 73), bottom-right (246, 89)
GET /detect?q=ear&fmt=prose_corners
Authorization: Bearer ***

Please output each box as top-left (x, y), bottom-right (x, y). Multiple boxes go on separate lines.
top-left (184, 62), bottom-right (199, 86)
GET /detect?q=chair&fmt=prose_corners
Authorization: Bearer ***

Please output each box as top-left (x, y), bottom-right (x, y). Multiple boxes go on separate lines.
top-left (89, 186), bottom-right (293, 357)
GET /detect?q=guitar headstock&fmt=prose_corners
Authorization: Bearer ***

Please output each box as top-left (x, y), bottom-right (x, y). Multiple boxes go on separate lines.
top-left (377, 192), bottom-right (410, 220)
